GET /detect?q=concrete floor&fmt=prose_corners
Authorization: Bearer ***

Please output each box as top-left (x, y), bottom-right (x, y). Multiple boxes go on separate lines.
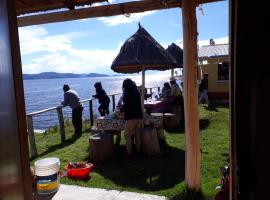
top-left (33, 184), bottom-right (167, 200)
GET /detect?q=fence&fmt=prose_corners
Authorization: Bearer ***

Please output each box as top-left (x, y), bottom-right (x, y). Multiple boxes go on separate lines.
top-left (26, 87), bottom-right (160, 158)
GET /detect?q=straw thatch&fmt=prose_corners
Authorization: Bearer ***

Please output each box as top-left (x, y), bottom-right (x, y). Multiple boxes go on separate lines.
top-left (166, 43), bottom-right (183, 68)
top-left (111, 24), bottom-right (177, 73)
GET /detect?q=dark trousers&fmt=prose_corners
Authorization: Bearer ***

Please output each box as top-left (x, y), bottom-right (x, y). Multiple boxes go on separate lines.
top-left (72, 106), bottom-right (83, 135)
top-left (98, 103), bottom-right (109, 116)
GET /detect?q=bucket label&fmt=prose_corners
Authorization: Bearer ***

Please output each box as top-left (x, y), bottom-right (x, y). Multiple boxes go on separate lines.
top-left (36, 173), bottom-right (59, 193)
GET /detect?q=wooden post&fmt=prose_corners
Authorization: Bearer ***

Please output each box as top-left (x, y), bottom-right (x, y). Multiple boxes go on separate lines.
top-left (26, 115), bottom-right (38, 158)
top-left (182, 0), bottom-right (201, 190)
top-left (171, 68), bottom-right (174, 77)
top-left (141, 67), bottom-right (145, 111)
top-left (90, 100), bottom-right (94, 126)
top-left (112, 95), bottom-right (115, 112)
top-left (56, 106), bottom-right (65, 142)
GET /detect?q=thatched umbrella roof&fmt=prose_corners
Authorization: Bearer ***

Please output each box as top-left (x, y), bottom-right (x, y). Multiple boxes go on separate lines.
top-left (166, 43), bottom-right (183, 68)
top-left (111, 24), bottom-right (177, 73)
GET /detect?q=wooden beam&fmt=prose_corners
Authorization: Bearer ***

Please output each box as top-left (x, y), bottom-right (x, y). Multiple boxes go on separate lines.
top-left (17, 0), bottom-right (223, 27)
top-left (18, 0), bottom-right (179, 26)
top-left (5, 0), bottom-right (33, 198)
top-left (182, 0), bottom-right (201, 190)
top-left (16, 0), bottom-right (107, 15)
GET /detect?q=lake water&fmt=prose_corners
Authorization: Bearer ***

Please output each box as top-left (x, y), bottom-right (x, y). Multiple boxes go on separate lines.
top-left (23, 74), bottom-right (181, 130)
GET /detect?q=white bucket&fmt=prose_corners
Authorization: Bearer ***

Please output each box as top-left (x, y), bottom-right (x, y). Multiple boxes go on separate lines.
top-left (34, 157), bottom-right (60, 194)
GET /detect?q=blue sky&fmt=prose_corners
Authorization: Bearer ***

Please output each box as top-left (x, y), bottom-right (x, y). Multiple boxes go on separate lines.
top-left (18, 0), bottom-right (228, 75)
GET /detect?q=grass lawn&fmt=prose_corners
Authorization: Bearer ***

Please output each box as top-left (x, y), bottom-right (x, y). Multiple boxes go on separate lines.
top-left (32, 103), bottom-right (229, 199)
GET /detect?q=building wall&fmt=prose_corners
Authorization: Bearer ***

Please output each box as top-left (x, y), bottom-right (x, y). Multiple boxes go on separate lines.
top-left (200, 56), bottom-right (229, 100)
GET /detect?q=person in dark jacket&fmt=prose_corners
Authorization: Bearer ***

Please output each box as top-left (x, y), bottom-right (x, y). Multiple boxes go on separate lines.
top-left (92, 82), bottom-right (110, 116)
top-left (122, 79), bottom-right (143, 156)
top-left (199, 74), bottom-right (209, 105)
top-left (161, 82), bottom-right (171, 99)
top-left (61, 84), bottom-right (83, 137)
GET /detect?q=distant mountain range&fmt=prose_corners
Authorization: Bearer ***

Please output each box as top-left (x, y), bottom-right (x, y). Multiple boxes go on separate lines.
top-left (23, 72), bottom-right (110, 80)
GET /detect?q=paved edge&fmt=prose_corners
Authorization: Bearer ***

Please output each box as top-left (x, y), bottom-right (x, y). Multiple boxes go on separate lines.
top-left (51, 184), bottom-right (167, 200)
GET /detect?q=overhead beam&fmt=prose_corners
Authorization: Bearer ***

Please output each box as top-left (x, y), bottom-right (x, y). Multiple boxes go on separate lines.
top-left (16, 0), bottom-right (107, 15)
top-left (18, 0), bottom-right (223, 27)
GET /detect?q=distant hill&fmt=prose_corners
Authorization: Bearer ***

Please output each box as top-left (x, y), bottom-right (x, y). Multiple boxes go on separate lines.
top-left (23, 72), bottom-right (110, 80)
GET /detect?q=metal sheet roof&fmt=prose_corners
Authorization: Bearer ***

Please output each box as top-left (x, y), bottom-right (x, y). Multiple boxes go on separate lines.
top-left (198, 44), bottom-right (229, 58)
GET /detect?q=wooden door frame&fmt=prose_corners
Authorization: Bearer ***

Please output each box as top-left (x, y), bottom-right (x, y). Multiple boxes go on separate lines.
top-left (6, 0), bottom-right (32, 199)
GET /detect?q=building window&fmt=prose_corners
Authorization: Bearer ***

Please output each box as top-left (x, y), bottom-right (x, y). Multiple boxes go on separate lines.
top-left (218, 62), bottom-right (229, 80)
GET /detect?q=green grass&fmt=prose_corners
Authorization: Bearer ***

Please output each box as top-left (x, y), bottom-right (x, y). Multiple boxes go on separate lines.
top-left (32, 104), bottom-right (229, 199)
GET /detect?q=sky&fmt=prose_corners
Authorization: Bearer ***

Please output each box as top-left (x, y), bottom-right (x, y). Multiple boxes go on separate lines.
top-left (18, 0), bottom-right (228, 75)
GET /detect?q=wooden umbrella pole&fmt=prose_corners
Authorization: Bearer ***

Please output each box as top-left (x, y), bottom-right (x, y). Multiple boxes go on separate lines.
top-left (141, 66), bottom-right (145, 112)
top-left (182, 0), bottom-right (201, 190)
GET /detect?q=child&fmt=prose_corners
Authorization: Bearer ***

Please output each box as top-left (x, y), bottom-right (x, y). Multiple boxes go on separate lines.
top-left (92, 82), bottom-right (110, 116)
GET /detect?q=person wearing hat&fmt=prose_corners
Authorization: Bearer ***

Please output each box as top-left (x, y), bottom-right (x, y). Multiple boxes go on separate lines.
top-left (61, 84), bottom-right (83, 137)
top-left (92, 82), bottom-right (110, 117)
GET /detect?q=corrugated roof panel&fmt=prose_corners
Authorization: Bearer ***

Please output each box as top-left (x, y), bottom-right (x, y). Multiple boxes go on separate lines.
top-left (198, 44), bottom-right (229, 58)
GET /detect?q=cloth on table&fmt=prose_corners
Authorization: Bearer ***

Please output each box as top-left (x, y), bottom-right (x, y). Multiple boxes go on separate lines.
top-left (94, 115), bottom-right (125, 131)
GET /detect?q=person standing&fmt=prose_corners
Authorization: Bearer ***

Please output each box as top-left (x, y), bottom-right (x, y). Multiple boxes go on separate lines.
top-left (61, 84), bottom-right (83, 137)
top-left (199, 74), bottom-right (209, 105)
top-left (161, 82), bottom-right (172, 99)
top-left (92, 82), bottom-right (110, 116)
top-left (121, 79), bottom-right (143, 157)
top-left (170, 77), bottom-right (182, 105)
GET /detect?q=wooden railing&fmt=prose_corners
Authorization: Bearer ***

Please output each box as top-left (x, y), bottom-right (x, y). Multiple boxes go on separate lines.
top-left (26, 87), bottom-right (160, 158)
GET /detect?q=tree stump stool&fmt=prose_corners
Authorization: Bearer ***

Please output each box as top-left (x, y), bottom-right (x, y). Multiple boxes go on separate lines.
top-left (150, 113), bottom-right (165, 140)
top-left (140, 127), bottom-right (160, 156)
top-left (172, 105), bottom-right (182, 126)
top-left (90, 126), bottom-right (121, 146)
top-left (163, 113), bottom-right (178, 130)
top-left (106, 130), bottom-right (121, 146)
top-left (89, 133), bottom-right (113, 163)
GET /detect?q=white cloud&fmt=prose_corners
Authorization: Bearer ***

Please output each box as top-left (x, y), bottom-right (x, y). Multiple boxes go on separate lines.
top-left (98, 11), bottom-right (156, 26)
top-left (23, 49), bottom-right (118, 74)
top-left (19, 26), bottom-right (72, 55)
top-left (19, 26), bottom-right (120, 74)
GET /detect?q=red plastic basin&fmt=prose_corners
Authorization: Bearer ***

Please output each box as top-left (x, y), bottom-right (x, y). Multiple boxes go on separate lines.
top-left (64, 163), bottom-right (93, 180)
